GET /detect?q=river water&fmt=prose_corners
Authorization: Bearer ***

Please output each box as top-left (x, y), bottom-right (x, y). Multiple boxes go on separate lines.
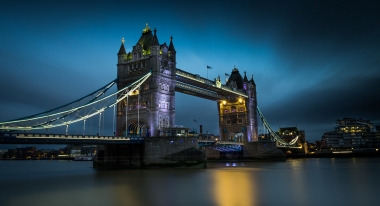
top-left (0, 158), bottom-right (379, 206)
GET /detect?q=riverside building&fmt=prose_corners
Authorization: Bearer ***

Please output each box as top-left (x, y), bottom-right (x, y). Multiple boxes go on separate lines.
top-left (321, 118), bottom-right (380, 148)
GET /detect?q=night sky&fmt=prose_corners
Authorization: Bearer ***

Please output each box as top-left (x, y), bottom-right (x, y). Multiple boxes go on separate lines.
top-left (1, 0), bottom-right (379, 146)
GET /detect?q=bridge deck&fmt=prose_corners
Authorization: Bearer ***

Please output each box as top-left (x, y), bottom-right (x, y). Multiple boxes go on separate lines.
top-left (175, 68), bottom-right (248, 99)
top-left (0, 133), bottom-right (144, 145)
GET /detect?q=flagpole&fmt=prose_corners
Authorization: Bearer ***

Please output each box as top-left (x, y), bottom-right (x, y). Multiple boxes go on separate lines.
top-left (206, 65), bottom-right (212, 80)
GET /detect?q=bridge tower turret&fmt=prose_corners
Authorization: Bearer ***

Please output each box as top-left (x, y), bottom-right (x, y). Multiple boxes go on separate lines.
top-left (117, 38), bottom-right (126, 64)
top-left (217, 68), bottom-right (258, 142)
top-left (167, 35), bottom-right (177, 127)
top-left (116, 24), bottom-right (176, 137)
top-left (246, 74), bottom-right (258, 141)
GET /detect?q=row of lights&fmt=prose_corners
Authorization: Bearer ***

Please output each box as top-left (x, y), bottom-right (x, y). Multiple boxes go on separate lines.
top-left (221, 98), bottom-right (244, 105)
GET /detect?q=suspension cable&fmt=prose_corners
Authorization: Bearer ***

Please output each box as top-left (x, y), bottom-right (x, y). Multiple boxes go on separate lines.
top-left (0, 71), bottom-right (151, 131)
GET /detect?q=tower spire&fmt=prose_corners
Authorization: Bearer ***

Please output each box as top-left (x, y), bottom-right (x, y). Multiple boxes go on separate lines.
top-left (117, 37), bottom-right (126, 55)
top-left (243, 71), bottom-right (248, 82)
top-left (169, 35), bottom-right (176, 52)
top-left (250, 74), bottom-right (256, 86)
top-left (152, 28), bottom-right (159, 46)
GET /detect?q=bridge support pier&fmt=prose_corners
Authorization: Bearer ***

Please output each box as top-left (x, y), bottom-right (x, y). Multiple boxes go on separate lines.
top-left (93, 137), bottom-right (207, 169)
top-left (93, 144), bottom-right (144, 169)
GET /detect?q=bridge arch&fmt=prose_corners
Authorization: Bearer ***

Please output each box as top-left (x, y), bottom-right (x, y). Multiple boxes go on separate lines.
top-left (120, 119), bottom-right (150, 137)
top-left (228, 132), bottom-right (245, 142)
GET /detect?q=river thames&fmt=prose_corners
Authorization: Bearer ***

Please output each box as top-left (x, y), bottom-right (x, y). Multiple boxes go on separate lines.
top-left (0, 158), bottom-right (379, 206)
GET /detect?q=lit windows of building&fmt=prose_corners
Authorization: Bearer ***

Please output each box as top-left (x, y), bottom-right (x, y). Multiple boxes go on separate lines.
top-left (321, 118), bottom-right (380, 149)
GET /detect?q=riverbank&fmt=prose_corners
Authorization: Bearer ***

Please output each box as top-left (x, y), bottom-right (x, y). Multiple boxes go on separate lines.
top-left (287, 152), bottom-right (380, 158)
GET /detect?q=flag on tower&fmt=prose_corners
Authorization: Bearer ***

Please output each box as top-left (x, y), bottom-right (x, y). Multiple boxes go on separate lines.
top-left (207, 65), bottom-right (212, 69)
top-left (225, 73), bottom-right (230, 76)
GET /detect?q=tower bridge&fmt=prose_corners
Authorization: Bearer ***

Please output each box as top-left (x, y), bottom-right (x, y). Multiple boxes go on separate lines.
top-left (116, 24), bottom-right (258, 142)
top-left (0, 24), bottom-right (300, 168)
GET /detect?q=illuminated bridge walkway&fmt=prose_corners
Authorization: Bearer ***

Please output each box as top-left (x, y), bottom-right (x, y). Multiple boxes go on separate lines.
top-left (198, 140), bottom-right (244, 152)
top-left (0, 133), bottom-right (144, 145)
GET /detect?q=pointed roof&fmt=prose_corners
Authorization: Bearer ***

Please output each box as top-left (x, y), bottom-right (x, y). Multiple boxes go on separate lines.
top-left (117, 38), bottom-right (126, 55)
top-left (169, 36), bottom-right (176, 52)
top-left (226, 67), bottom-right (244, 90)
top-left (243, 71), bottom-right (248, 82)
top-left (249, 74), bottom-right (256, 86)
top-left (152, 28), bottom-right (159, 46)
top-left (136, 23), bottom-right (154, 53)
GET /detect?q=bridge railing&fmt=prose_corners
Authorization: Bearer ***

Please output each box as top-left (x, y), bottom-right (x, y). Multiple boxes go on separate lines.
top-left (0, 132), bottom-right (144, 141)
top-left (175, 82), bottom-right (225, 99)
top-left (216, 141), bottom-right (244, 145)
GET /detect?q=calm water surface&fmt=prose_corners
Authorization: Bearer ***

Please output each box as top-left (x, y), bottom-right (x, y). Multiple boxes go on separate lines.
top-left (0, 158), bottom-right (379, 206)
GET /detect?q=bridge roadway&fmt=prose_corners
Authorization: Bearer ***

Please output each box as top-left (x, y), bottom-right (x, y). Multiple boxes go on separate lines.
top-left (0, 133), bottom-right (144, 145)
top-left (0, 133), bottom-right (245, 149)
top-left (175, 68), bottom-right (248, 101)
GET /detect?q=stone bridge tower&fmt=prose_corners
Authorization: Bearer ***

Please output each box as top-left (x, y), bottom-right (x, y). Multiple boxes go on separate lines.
top-left (218, 67), bottom-right (258, 142)
top-left (116, 24), bottom-right (176, 137)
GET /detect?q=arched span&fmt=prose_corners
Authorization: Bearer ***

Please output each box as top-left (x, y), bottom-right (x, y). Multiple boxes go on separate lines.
top-left (126, 122), bottom-right (149, 137)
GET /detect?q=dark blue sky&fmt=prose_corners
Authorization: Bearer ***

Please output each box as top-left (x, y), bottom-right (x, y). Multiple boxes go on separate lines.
top-left (1, 0), bottom-right (380, 146)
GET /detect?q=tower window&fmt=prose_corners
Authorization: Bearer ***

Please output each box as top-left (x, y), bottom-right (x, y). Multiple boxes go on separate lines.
top-left (238, 119), bottom-right (243, 124)
top-left (226, 120), bottom-right (231, 125)
top-left (224, 109), bottom-right (229, 113)
top-left (231, 106), bottom-right (237, 113)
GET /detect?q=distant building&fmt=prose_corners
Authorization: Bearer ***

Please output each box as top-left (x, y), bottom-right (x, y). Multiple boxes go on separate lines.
top-left (64, 145), bottom-right (81, 155)
top-left (81, 145), bottom-right (97, 155)
top-left (198, 133), bottom-right (218, 141)
top-left (1, 147), bottom-right (60, 159)
top-left (321, 117), bottom-right (380, 148)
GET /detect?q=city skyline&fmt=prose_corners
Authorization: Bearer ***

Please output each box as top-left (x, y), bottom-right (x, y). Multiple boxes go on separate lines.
top-left (1, 0), bottom-right (379, 145)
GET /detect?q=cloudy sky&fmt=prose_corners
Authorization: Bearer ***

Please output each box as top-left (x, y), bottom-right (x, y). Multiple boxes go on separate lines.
top-left (0, 0), bottom-right (379, 147)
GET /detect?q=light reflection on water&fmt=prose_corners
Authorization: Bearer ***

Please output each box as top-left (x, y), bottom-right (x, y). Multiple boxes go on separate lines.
top-left (212, 168), bottom-right (256, 206)
top-left (0, 158), bottom-right (380, 206)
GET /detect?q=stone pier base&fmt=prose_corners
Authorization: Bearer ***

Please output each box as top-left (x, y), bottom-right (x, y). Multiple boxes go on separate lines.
top-left (93, 137), bottom-right (207, 169)
top-left (243, 142), bottom-right (286, 161)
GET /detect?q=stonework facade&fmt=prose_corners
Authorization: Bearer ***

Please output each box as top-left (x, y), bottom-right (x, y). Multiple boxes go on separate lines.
top-left (218, 68), bottom-right (258, 142)
top-left (116, 24), bottom-right (176, 137)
